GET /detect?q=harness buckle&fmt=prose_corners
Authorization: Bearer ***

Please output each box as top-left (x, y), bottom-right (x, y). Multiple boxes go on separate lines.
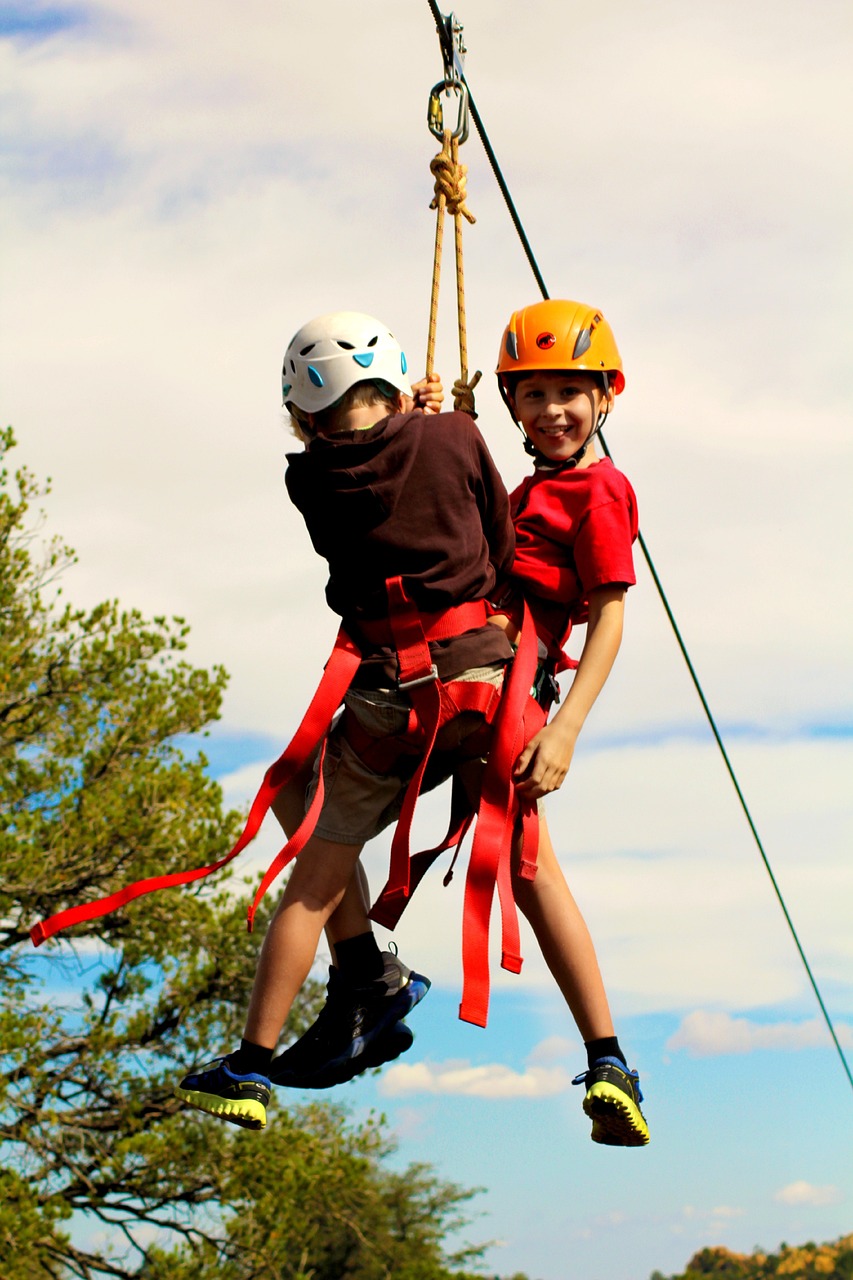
top-left (398, 663), bottom-right (439, 691)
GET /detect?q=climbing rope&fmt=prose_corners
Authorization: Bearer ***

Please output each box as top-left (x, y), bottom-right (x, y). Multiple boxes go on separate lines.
top-left (424, 29), bottom-right (481, 413)
top-left (424, 0), bottom-right (853, 1097)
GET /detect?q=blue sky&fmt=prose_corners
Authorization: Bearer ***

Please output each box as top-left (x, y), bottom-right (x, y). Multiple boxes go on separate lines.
top-left (3, 2), bottom-right (852, 1277)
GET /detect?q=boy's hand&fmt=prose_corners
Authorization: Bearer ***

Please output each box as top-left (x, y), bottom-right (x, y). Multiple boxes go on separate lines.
top-left (513, 721), bottom-right (578, 799)
top-left (411, 372), bottom-right (444, 415)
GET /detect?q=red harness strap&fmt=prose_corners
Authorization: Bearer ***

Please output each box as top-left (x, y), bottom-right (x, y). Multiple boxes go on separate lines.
top-left (29, 590), bottom-right (499, 949)
top-left (31, 580), bottom-right (542, 1033)
top-left (30, 630), bottom-right (363, 948)
top-left (368, 597), bottom-right (545, 1028)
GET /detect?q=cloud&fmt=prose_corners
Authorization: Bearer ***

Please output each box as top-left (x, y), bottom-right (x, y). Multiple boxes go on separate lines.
top-left (681, 1204), bottom-right (745, 1223)
top-left (774, 1181), bottom-right (843, 1208)
top-left (379, 1052), bottom-right (574, 1100)
top-left (666, 1011), bottom-right (853, 1057)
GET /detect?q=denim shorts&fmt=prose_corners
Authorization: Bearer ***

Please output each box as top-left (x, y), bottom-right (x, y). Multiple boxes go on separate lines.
top-left (308, 663), bottom-right (506, 845)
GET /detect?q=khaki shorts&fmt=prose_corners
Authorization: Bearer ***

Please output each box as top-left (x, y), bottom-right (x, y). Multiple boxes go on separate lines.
top-left (309, 663), bottom-right (505, 845)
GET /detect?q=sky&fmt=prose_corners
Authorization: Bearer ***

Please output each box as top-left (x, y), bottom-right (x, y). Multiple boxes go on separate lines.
top-left (2, 1), bottom-right (852, 1277)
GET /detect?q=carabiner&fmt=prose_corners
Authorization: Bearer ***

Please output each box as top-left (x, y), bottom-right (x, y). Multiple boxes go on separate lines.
top-left (427, 9), bottom-right (469, 143)
top-left (427, 79), bottom-right (470, 144)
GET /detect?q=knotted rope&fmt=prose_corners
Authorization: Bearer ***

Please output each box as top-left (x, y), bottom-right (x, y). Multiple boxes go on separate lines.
top-left (426, 131), bottom-right (481, 415)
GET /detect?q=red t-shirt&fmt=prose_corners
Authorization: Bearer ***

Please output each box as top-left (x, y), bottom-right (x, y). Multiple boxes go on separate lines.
top-left (509, 457), bottom-right (638, 660)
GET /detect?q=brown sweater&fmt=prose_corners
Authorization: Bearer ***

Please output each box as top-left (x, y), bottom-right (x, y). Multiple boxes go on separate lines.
top-left (285, 410), bottom-right (515, 681)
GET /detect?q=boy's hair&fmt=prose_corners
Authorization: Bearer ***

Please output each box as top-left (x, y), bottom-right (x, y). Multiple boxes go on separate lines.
top-left (288, 378), bottom-right (401, 443)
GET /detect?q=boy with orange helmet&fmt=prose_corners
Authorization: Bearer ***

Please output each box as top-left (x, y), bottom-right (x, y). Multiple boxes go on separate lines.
top-left (280, 299), bottom-right (649, 1147)
top-left (487, 298), bottom-right (647, 1144)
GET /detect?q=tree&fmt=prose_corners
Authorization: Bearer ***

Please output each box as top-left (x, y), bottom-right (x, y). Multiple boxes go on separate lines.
top-left (0, 429), bottom-right (503, 1279)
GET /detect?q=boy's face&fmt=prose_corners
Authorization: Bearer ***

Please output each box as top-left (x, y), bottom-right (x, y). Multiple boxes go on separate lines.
top-left (511, 370), bottom-right (612, 466)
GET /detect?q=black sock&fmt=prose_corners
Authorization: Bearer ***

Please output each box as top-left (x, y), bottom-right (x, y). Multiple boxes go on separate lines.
top-left (333, 931), bottom-right (384, 985)
top-left (585, 1037), bottom-right (627, 1070)
top-left (229, 1039), bottom-right (274, 1076)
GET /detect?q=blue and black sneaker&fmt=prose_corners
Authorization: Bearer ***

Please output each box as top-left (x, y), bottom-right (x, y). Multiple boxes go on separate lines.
top-left (572, 1057), bottom-right (650, 1147)
top-left (175, 1057), bottom-right (271, 1131)
top-left (270, 951), bottom-right (429, 1089)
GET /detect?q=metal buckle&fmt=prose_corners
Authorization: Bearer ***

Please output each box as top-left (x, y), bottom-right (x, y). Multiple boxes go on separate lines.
top-left (398, 663), bottom-right (439, 691)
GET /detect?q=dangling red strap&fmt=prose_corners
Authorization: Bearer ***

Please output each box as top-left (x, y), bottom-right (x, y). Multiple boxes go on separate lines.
top-left (370, 777), bottom-right (475, 930)
top-left (30, 629), bottom-right (362, 948)
top-left (458, 602), bottom-right (540, 1027)
top-left (377, 577), bottom-right (447, 905)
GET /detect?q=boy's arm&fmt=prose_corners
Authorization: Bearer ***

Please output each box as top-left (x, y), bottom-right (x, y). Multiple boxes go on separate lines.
top-left (513, 585), bottom-right (626, 800)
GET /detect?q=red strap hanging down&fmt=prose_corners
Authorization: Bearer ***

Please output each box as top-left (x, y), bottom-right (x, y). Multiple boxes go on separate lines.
top-left (458, 602), bottom-right (543, 1027)
top-left (369, 599), bottom-right (544, 1028)
top-left (30, 629), bottom-right (362, 948)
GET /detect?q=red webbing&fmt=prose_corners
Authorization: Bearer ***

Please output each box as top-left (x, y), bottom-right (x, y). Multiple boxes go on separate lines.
top-left (378, 577), bottom-right (444, 905)
top-left (357, 598), bottom-right (487, 646)
top-left (30, 629), bottom-right (362, 948)
top-left (369, 781), bottom-right (475, 930)
top-left (458, 602), bottom-right (539, 1027)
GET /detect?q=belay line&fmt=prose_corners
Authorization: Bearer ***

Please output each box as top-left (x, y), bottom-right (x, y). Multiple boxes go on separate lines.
top-left (423, 1), bottom-right (853, 1096)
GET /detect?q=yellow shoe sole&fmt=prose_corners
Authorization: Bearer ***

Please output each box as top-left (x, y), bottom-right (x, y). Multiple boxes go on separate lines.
top-left (584, 1081), bottom-right (650, 1147)
top-left (174, 1085), bottom-right (267, 1131)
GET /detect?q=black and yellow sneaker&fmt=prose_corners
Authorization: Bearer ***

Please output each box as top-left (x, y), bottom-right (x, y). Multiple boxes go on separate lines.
top-left (269, 952), bottom-right (429, 1089)
top-left (572, 1057), bottom-right (650, 1147)
top-left (175, 1057), bottom-right (271, 1131)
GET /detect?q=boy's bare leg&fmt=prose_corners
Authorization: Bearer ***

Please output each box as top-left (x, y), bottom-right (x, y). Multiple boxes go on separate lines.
top-left (271, 775), bottom-right (372, 963)
top-left (244, 835), bottom-right (365, 1048)
top-left (511, 813), bottom-right (614, 1043)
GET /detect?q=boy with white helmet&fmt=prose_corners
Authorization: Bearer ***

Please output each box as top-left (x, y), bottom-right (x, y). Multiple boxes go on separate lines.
top-left (289, 299), bottom-right (650, 1147)
top-left (175, 310), bottom-right (520, 1130)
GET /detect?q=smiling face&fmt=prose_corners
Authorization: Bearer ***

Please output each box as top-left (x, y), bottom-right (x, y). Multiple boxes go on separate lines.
top-left (510, 369), bottom-right (613, 466)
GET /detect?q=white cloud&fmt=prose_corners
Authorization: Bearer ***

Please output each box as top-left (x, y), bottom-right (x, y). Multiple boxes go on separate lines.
top-left (666, 1011), bottom-right (853, 1057)
top-left (379, 1053), bottom-right (574, 1100)
top-left (527, 1035), bottom-right (576, 1066)
top-left (774, 1181), bottom-right (843, 1208)
top-left (681, 1204), bottom-right (745, 1223)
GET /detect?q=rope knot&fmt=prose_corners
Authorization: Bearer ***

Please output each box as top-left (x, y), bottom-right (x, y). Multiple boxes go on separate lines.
top-left (430, 140), bottom-right (476, 225)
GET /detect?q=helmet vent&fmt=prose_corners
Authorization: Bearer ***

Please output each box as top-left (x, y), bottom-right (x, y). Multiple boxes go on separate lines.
top-left (299, 343), bottom-right (316, 356)
top-left (367, 335), bottom-right (379, 347)
top-left (307, 365), bottom-right (324, 388)
top-left (573, 328), bottom-right (592, 359)
top-left (336, 340), bottom-right (355, 350)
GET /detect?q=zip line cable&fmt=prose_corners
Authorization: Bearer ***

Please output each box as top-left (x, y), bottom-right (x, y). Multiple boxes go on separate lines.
top-left (424, 0), bottom-right (853, 1096)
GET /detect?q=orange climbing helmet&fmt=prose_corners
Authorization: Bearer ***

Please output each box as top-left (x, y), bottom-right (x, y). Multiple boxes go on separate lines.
top-left (496, 298), bottom-right (625, 405)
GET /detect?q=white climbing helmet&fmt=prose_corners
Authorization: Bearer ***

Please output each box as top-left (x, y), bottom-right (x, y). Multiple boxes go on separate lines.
top-left (281, 311), bottom-right (413, 414)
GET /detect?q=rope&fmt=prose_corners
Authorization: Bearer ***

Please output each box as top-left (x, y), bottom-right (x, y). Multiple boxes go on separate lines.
top-left (426, 130), bottom-right (481, 414)
top-left (423, 0), bottom-right (853, 1097)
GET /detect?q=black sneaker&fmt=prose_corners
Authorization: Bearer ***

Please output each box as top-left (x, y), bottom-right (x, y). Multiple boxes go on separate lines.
top-left (281, 1019), bottom-right (415, 1090)
top-left (572, 1057), bottom-right (650, 1147)
top-left (270, 951), bottom-right (429, 1088)
top-left (175, 1057), bottom-right (271, 1130)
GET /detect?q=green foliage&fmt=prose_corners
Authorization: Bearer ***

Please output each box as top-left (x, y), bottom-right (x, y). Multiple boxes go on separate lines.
top-left (652, 1233), bottom-right (853, 1280)
top-left (0, 430), bottom-right (501, 1280)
